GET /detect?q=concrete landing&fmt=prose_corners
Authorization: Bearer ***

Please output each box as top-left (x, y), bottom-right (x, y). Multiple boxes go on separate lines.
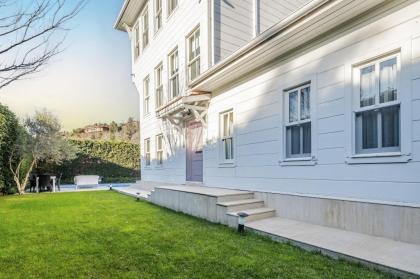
top-left (155, 185), bottom-right (252, 197)
top-left (247, 217), bottom-right (420, 277)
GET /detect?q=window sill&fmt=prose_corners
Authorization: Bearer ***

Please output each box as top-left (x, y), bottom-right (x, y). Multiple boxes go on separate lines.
top-left (218, 162), bottom-right (236, 168)
top-left (279, 157), bottom-right (317, 166)
top-left (346, 152), bottom-right (411, 164)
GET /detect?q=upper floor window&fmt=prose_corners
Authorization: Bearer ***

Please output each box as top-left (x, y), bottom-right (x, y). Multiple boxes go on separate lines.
top-left (155, 63), bottom-right (164, 108)
top-left (154, 0), bottom-right (162, 32)
top-left (133, 23), bottom-right (140, 60)
top-left (143, 76), bottom-right (150, 115)
top-left (220, 110), bottom-right (234, 162)
top-left (168, 48), bottom-right (179, 99)
top-left (187, 27), bottom-right (200, 82)
top-left (144, 138), bottom-right (151, 166)
top-left (353, 53), bottom-right (400, 154)
top-left (168, 0), bottom-right (178, 16)
top-left (285, 84), bottom-right (311, 158)
top-left (156, 134), bottom-right (164, 165)
top-left (141, 6), bottom-right (149, 50)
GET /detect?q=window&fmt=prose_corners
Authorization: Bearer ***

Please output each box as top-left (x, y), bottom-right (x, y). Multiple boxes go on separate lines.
top-left (154, 0), bottom-right (162, 32)
top-left (133, 23), bottom-right (140, 59)
top-left (156, 134), bottom-right (164, 165)
top-left (141, 6), bottom-right (149, 50)
top-left (155, 63), bottom-right (164, 108)
top-left (220, 110), bottom-right (234, 162)
top-left (285, 84), bottom-right (311, 158)
top-left (143, 76), bottom-right (150, 115)
top-left (187, 27), bottom-right (200, 82)
top-left (168, 0), bottom-right (178, 16)
top-left (354, 54), bottom-right (400, 154)
top-left (168, 48), bottom-right (179, 99)
top-left (144, 138), bottom-right (151, 166)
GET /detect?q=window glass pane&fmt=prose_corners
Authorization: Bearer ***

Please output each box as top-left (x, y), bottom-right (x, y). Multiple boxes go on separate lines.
top-left (380, 58), bottom-right (397, 103)
top-left (381, 105), bottom-right (400, 148)
top-left (302, 123), bottom-right (311, 154)
top-left (223, 113), bottom-right (228, 137)
top-left (289, 91), bottom-right (298, 123)
top-left (300, 87), bottom-right (310, 120)
top-left (287, 126), bottom-right (301, 156)
top-left (360, 65), bottom-right (376, 107)
top-left (356, 110), bottom-right (378, 150)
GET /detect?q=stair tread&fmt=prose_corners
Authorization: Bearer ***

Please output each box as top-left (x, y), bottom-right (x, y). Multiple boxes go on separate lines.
top-left (227, 207), bottom-right (275, 216)
top-left (217, 199), bottom-right (264, 207)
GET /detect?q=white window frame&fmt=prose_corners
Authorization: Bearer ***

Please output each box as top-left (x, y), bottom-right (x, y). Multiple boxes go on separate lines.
top-left (345, 43), bottom-right (412, 164)
top-left (143, 76), bottom-right (150, 116)
top-left (154, 0), bottom-right (162, 33)
top-left (219, 110), bottom-right (235, 164)
top-left (156, 134), bottom-right (164, 166)
top-left (187, 27), bottom-right (200, 82)
top-left (167, 0), bottom-right (178, 17)
top-left (168, 48), bottom-right (179, 100)
top-left (144, 138), bottom-right (151, 167)
top-left (284, 83), bottom-right (313, 159)
top-left (133, 23), bottom-right (140, 60)
top-left (353, 53), bottom-right (401, 155)
top-left (141, 5), bottom-right (149, 50)
top-left (155, 63), bottom-right (164, 109)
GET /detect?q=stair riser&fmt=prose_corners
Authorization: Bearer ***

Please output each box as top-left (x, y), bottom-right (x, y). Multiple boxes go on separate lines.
top-left (246, 211), bottom-right (275, 222)
top-left (217, 193), bottom-right (255, 203)
top-left (225, 201), bottom-right (265, 212)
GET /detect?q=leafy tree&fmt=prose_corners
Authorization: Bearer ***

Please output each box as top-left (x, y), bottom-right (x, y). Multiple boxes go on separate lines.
top-left (0, 103), bottom-right (20, 194)
top-left (124, 117), bottom-right (138, 141)
top-left (9, 110), bottom-right (77, 194)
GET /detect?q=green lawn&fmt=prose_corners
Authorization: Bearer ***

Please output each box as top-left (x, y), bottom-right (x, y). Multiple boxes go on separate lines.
top-left (0, 191), bottom-right (392, 279)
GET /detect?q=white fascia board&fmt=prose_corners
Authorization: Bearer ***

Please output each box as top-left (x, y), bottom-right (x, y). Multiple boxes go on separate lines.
top-left (190, 0), bottom-right (386, 92)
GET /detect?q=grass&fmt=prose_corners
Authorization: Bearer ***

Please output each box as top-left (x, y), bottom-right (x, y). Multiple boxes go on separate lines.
top-left (0, 191), bottom-right (393, 279)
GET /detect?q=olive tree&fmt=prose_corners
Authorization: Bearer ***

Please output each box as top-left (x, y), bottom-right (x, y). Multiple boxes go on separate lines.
top-left (9, 110), bottom-right (77, 194)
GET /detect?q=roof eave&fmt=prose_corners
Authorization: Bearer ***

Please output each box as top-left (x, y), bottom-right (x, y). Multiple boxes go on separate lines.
top-left (189, 0), bottom-right (387, 92)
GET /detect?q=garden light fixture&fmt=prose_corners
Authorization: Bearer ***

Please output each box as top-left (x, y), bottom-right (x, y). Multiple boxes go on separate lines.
top-left (237, 212), bottom-right (249, 233)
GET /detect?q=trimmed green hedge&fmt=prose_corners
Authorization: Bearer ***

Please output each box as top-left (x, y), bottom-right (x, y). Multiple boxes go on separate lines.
top-left (38, 139), bottom-right (140, 184)
top-left (0, 104), bottom-right (20, 194)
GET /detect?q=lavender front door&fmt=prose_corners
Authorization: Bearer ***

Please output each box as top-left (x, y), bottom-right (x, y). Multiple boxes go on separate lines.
top-left (186, 121), bottom-right (203, 182)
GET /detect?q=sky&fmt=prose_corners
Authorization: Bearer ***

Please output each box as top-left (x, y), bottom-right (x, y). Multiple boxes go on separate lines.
top-left (0, 0), bottom-right (139, 131)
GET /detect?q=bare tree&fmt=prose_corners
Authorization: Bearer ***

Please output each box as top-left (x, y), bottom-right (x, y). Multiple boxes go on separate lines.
top-left (0, 0), bottom-right (87, 90)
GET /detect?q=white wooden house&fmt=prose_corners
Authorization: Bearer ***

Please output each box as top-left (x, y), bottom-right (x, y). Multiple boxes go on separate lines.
top-left (115, 0), bottom-right (420, 250)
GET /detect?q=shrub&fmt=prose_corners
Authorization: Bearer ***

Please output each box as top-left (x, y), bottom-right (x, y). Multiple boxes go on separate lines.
top-left (37, 139), bottom-right (140, 183)
top-left (0, 103), bottom-right (20, 194)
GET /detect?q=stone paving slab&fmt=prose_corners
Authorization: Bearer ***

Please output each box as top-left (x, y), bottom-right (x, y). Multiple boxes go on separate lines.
top-left (247, 217), bottom-right (420, 277)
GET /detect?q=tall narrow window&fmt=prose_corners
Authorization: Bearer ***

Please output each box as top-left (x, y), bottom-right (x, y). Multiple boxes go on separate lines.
top-left (168, 0), bottom-right (178, 16)
top-left (354, 54), bottom-right (400, 154)
top-left (187, 27), bottom-right (200, 82)
top-left (285, 84), bottom-right (311, 158)
top-left (168, 48), bottom-right (179, 99)
top-left (220, 110), bottom-right (234, 162)
top-left (144, 138), bottom-right (151, 166)
top-left (155, 63), bottom-right (164, 108)
top-left (133, 23), bottom-right (140, 59)
top-left (143, 76), bottom-right (150, 115)
top-left (141, 6), bottom-right (149, 50)
top-left (156, 134), bottom-right (164, 165)
top-left (154, 0), bottom-right (162, 32)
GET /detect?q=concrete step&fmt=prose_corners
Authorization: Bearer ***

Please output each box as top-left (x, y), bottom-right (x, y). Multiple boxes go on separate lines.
top-left (226, 207), bottom-right (276, 227)
top-left (217, 192), bottom-right (255, 203)
top-left (217, 199), bottom-right (265, 212)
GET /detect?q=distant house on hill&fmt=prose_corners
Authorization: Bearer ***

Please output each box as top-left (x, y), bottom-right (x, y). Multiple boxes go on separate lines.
top-left (84, 124), bottom-right (110, 134)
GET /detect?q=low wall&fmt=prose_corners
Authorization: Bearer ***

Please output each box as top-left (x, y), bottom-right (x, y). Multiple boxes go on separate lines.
top-left (254, 191), bottom-right (420, 245)
top-left (151, 188), bottom-right (219, 222)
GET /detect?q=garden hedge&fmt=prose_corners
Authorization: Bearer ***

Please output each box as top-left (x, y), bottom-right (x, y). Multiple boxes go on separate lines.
top-left (38, 139), bottom-right (140, 184)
